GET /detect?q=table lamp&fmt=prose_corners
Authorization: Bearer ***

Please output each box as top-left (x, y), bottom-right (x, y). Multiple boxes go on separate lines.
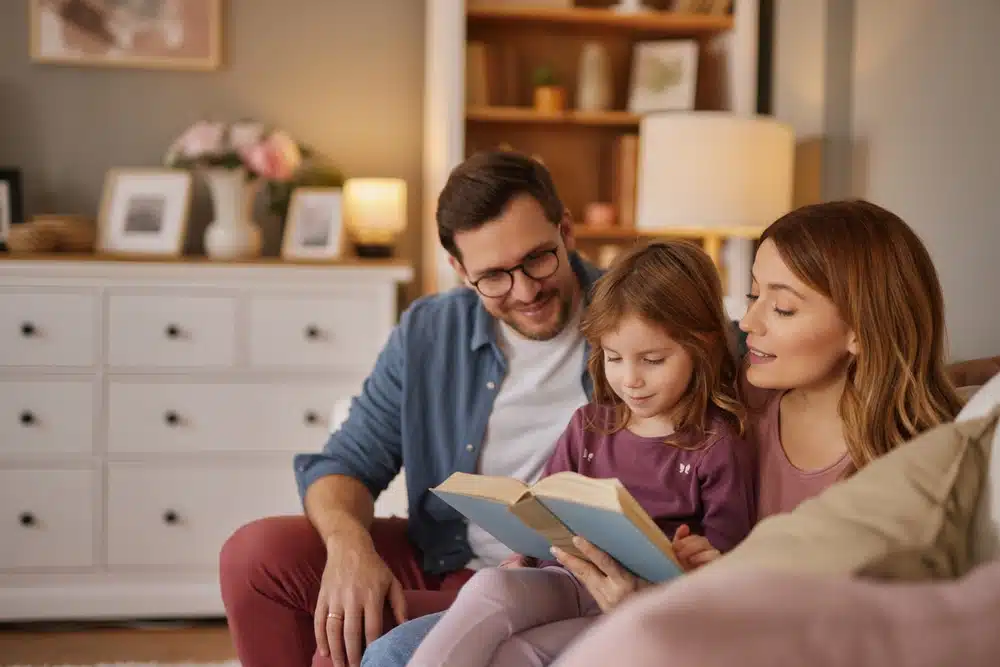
top-left (634, 112), bottom-right (795, 316)
top-left (343, 178), bottom-right (407, 258)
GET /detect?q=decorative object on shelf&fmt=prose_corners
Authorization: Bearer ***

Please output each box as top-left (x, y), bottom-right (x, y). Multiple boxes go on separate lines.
top-left (343, 178), bottom-right (407, 258)
top-left (634, 112), bottom-right (794, 311)
top-left (281, 187), bottom-right (346, 261)
top-left (5, 214), bottom-right (97, 255)
top-left (164, 119), bottom-right (342, 260)
top-left (627, 40), bottom-right (699, 113)
top-left (0, 168), bottom-right (23, 252)
top-left (583, 202), bottom-right (616, 228)
top-left (576, 42), bottom-right (612, 112)
top-left (29, 0), bottom-right (223, 71)
top-left (532, 65), bottom-right (567, 113)
top-left (674, 0), bottom-right (732, 15)
top-left (97, 168), bottom-right (193, 258)
top-left (611, 0), bottom-right (652, 13)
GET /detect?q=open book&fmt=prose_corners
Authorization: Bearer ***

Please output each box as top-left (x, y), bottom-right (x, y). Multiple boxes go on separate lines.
top-left (431, 471), bottom-right (684, 583)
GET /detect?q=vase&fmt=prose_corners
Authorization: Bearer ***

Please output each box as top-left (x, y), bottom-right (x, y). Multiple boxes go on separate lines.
top-left (202, 167), bottom-right (262, 260)
top-left (576, 42), bottom-right (612, 112)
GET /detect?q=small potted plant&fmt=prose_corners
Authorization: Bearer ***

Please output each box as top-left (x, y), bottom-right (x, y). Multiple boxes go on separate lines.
top-left (532, 65), bottom-right (566, 113)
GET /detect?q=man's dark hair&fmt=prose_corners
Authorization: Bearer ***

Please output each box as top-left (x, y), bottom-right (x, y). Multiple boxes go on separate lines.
top-left (437, 150), bottom-right (564, 260)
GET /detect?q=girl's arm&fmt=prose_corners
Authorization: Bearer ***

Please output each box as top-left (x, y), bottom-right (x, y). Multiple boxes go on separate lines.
top-left (540, 405), bottom-right (590, 477)
top-left (694, 433), bottom-right (758, 554)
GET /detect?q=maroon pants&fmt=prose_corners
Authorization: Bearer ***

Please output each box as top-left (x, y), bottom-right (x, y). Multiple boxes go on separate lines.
top-left (219, 515), bottom-right (475, 667)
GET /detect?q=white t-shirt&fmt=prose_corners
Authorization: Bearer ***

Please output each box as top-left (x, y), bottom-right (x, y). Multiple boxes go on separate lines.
top-left (466, 308), bottom-right (590, 569)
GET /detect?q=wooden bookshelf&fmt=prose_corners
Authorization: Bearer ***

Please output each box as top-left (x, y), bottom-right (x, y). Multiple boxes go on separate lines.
top-left (467, 6), bottom-right (734, 38)
top-left (573, 224), bottom-right (764, 241)
top-left (466, 106), bottom-right (641, 128)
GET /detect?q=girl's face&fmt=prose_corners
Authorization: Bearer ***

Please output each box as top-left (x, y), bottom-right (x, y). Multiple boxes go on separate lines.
top-left (740, 239), bottom-right (858, 392)
top-left (601, 314), bottom-right (694, 431)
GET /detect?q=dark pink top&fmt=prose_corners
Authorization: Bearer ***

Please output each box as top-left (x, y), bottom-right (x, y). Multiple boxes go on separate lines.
top-left (744, 386), bottom-right (852, 520)
top-left (541, 403), bottom-right (757, 554)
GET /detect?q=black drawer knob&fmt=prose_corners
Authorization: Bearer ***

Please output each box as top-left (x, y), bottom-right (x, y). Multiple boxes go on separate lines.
top-left (20, 322), bottom-right (36, 337)
top-left (304, 325), bottom-right (321, 340)
top-left (164, 410), bottom-right (180, 426)
top-left (162, 509), bottom-right (179, 525)
top-left (165, 324), bottom-right (181, 339)
top-left (19, 410), bottom-right (36, 426)
top-left (18, 512), bottom-right (36, 527)
top-left (304, 410), bottom-right (320, 425)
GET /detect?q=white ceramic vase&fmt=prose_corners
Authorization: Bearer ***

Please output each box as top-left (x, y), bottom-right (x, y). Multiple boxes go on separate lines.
top-left (203, 167), bottom-right (262, 260)
top-left (577, 42), bottom-right (612, 112)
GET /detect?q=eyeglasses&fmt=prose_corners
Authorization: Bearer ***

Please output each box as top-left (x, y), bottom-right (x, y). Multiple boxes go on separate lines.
top-left (469, 248), bottom-right (561, 298)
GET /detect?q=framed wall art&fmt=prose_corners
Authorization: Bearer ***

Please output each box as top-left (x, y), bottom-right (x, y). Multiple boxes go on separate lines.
top-left (30, 0), bottom-right (223, 71)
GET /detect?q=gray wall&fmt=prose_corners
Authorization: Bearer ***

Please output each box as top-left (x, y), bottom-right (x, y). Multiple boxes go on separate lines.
top-left (852, 0), bottom-right (1000, 362)
top-left (773, 0), bottom-right (1000, 362)
top-left (0, 0), bottom-right (426, 300)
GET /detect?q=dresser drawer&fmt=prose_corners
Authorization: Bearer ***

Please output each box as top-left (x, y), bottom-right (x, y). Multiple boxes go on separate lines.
top-left (0, 468), bottom-right (97, 570)
top-left (0, 379), bottom-right (96, 455)
top-left (106, 464), bottom-right (301, 567)
top-left (247, 295), bottom-right (385, 370)
top-left (107, 380), bottom-right (352, 454)
top-left (0, 291), bottom-right (98, 367)
top-left (107, 293), bottom-right (237, 368)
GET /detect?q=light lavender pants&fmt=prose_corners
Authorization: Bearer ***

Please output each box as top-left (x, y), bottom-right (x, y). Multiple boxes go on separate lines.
top-left (551, 559), bottom-right (1000, 667)
top-left (407, 566), bottom-right (601, 667)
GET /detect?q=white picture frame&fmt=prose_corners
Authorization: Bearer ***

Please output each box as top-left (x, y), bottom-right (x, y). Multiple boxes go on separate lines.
top-left (627, 40), bottom-right (699, 114)
top-left (97, 168), bottom-right (192, 257)
top-left (281, 187), bottom-right (346, 260)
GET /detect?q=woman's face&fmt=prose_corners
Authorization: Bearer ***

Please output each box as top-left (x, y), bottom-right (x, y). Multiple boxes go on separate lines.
top-left (739, 239), bottom-right (858, 392)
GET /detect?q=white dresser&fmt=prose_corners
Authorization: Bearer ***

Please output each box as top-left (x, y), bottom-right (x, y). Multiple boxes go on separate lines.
top-left (0, 256), bottom-right (412, 621)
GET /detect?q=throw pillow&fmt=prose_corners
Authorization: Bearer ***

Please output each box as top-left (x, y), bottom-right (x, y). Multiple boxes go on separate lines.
top-left (707, 406), bottom-right (999, 581)
top-left (957, 371), bottom-right (1000, 564)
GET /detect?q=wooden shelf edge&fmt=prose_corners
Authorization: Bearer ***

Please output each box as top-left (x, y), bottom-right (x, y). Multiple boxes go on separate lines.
top-left (467, 106), bottom-right (641, 127)
top-left (467, 6), bottom-right (734, 36)
top-left (573, 225), bottom-right (764, 241)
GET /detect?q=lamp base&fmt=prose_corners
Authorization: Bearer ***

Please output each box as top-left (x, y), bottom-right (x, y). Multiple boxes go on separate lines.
top-left (354, 243), bottom-right (395, 259)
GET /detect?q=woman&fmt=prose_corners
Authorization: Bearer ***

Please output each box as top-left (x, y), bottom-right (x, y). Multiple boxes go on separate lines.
top-left (361, 199), bottom-right (964, 666)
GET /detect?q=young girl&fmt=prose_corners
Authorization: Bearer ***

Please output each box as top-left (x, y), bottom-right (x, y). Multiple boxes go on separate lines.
top-left (406, 240), bottom-right (758, 667)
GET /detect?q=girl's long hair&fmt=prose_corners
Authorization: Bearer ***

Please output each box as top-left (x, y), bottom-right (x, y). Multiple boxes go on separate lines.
top-left (581, 240), bottom-right (745, 440)
top-left (760, 199), bottom-right (963, 474)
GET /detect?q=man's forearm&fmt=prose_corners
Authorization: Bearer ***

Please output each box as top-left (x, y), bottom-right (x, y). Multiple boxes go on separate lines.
top-left (304, 474), bottom-right (377, 549)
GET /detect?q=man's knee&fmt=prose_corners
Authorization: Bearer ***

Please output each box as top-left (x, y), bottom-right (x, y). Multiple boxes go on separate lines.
top-left (219, 515), bottom-right (323, 610)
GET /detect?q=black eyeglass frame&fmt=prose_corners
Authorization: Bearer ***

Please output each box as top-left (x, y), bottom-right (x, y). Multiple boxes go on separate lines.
top-left (468, 247), bottom-right (561, 298)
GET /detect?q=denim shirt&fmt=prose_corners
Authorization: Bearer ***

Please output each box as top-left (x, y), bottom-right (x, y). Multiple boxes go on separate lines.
top-left (293, 252), bottom-right (604, 575)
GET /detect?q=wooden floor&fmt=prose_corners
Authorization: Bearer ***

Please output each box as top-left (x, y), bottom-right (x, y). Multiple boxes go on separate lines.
top-left (0, 619), bottom-right (235, 666)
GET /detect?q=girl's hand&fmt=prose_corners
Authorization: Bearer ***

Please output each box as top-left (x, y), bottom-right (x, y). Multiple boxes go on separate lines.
top-left (551, 537), bottom-right (651, 612)
top-left (672, 524), bottom-right (721, 571)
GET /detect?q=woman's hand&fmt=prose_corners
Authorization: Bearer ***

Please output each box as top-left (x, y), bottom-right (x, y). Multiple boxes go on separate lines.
top-left (551, 537), bottom-right (651, 612)
top-left (672, 524), bottom-right (721, 571)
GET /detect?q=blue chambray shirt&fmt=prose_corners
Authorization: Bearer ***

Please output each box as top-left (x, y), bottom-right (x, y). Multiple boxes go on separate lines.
top-left (293, 252), bottom-right (604, 575)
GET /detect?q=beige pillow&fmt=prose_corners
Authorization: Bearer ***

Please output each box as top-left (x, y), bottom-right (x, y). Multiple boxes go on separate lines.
top-left (708, 406), bottom-right (999, 581)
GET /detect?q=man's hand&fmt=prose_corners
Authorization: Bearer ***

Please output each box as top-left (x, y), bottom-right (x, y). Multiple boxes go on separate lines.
top-left (313, 532), bottom-right (407, 667)
top-left (551, 537), bottom-right (651, 613)
top-left (671, 524), bottom-right (721, 571)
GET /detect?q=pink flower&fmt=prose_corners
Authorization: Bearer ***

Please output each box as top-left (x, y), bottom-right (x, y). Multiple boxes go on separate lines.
top-left (229, 121), bottom-right (265, 151)
top-left (241, 130), bottom-right (302, 181)
top-left (166, 120), bottom-right (225, 164)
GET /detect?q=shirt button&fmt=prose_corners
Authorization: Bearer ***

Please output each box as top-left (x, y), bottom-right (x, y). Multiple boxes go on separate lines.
top-left (465, 444), bottom-right (474, 452)
top-left (486, 381), bottom-right (496, 390)
top-left (455, 535), bottom-right (462, 541)
top-left (439, 559), bottom-right (445, 566)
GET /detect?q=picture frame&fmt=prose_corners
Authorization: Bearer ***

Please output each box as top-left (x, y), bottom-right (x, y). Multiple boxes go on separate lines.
top-left (97, 168), bottom-right (192, 257)
top-left (627, 40), bottom-right (699, 114)
top-left (29, 0), bottom-right (223, 71)
top-left (281, 187), bottom-right (346, 261)
top-left (0, 168), bottom-right (24, 246)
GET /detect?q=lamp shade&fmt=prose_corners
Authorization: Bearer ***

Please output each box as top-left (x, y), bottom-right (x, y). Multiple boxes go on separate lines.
top-left (634, 113), bottom-right (795, 231)
top-left (343, 178), bottom-right (407, 245)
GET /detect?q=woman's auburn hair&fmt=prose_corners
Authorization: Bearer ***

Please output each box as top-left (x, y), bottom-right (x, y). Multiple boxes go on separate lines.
top-left (581, 239), bottom-right (746, 442)
top-left (759, 199), bottom-right (963, 474)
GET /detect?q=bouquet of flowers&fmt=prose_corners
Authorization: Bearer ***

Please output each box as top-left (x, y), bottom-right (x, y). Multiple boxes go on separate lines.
top-left (163, 119), bottom-right (343, 217)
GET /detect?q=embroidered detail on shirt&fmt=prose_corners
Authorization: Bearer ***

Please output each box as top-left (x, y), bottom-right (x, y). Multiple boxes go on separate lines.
top-left (679, 463), bottom-right (691, 475)
top-left (583, 449), bottom-right (595, 462)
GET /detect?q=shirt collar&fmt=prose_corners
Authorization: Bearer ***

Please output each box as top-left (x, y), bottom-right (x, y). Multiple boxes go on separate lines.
top-left (469, 250), bottom-right (603, 351)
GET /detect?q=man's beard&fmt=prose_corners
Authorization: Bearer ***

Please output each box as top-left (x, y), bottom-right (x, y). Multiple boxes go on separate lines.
top-left (501, 289), bottom-right (574, 341)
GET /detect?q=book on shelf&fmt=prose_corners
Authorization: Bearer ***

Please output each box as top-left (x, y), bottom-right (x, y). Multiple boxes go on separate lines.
top-left (432, 470), bottom-right (684, 583)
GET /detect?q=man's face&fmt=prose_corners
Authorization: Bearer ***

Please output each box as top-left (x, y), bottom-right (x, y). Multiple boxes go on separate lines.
top-left (450, 194), bottom-right (581, 341)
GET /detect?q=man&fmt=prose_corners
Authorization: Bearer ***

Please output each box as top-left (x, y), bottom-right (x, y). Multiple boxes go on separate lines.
top-left (219, 150), bottom-right (603, 667)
